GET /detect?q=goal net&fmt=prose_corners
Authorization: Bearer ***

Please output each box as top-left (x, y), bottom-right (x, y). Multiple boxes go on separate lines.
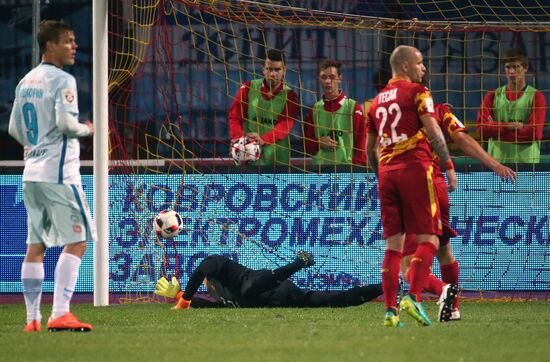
top-left (107, 0), bottom-right (550, 302)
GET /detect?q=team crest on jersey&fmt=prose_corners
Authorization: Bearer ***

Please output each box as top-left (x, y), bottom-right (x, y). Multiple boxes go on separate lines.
top-left (73, 224), bottom-right (82, 233)
top-left (62, 89), bottom-right (77, 104)
top-left (416, 91), bottom-right (435, 113)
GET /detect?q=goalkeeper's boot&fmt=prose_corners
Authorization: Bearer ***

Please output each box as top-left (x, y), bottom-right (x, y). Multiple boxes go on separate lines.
top-left (383, 308), bottom-right (404, 328)
top-left (296, 251), bottom-right (315, 268)
top-left (437, 283), bottom-right (458, 322)
top-left (23, 320), bottom-right (42, 333)
top-left (400, 294), bottom-right (432, 326)
top-left (47, 312), bottom-right (92, 332)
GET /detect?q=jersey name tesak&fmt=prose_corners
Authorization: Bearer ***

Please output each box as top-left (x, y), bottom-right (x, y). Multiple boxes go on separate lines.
top-left (378, 88), bottom-right (397, 103)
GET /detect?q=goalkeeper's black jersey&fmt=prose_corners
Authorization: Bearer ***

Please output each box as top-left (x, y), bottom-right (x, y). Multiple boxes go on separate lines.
top-left (184, 255), bottom-right (252, 305)
top-left (184, 255), bottom-right (384, 308)
top-left (206, 278), bottom-right (242, 307)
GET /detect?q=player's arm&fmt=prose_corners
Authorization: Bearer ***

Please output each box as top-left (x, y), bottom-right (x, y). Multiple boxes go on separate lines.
top-left (351, 103), bottom-right (367, 165)
top-left (453, 131), bottom-right (516, 182)
top-left (55, 77), bottom-right (93, 138)
top-left (154, 276), bottom-right (182, 299)
top-left (512, 91), bottom-right (546, 142)
top-left (8, 99), bottom-right (26, 146)
top-left (303, 107), bottom-right (320, 156)
top-left (155, 268), bottom-right (205, 309)
top-left (228, 82), bottom-right (250, 142)
top-left (366, 132), bottom-right (379, 176)
top-left (420, 114), bottom-right (457, 192)
top-left (255, 90), bottom-right (298, 145)
top-left (476, 91), bottom-right (510, 139)
top-left (154, 276), bottom-right (192, 310)
top-left (56, 112), bottom-right (93, 138)
top-left (187, 296), bottom-right (226, 308)
top-left (155, 258), bottom-right (214, 310)
top-left (170, 259), bottom-right (219, 310)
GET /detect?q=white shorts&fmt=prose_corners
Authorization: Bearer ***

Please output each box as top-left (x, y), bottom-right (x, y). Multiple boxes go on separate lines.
top-left (23, 182), bottom-right (95, 247)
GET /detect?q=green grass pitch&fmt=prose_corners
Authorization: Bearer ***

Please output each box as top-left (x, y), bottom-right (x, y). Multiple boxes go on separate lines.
top-left (1, 301), bottom-right (548, 361)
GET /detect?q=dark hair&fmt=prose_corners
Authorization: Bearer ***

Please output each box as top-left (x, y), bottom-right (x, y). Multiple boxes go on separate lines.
top-left (37, 20), bottom-right (73, 54)
top-left (266, 49), bottom-right (285, 63)
top-left (502, 48), bottom-right (528, 67)
top-left (319, 59), bottom-right (341, 75)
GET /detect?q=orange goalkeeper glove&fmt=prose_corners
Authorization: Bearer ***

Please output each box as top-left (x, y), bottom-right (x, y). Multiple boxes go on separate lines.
top-left (173, 297), bottom-right (191, 310)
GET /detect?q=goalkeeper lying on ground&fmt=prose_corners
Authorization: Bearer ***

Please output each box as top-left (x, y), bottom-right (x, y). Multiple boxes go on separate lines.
top-left (154, 252), bottom-right (383, 309)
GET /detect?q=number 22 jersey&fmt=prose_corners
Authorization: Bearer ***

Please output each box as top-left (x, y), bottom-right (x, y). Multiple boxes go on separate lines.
top-left (366, 79), bottom-right (436, 172)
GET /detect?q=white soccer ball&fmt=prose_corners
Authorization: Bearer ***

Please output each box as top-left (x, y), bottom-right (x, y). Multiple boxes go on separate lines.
top-left (154, 210), bottom-right (183, 239)
top-left (231, 137), bottom-right (261, 165)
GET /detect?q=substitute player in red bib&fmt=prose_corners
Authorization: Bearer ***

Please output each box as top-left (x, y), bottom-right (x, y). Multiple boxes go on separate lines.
top-left (366, 45), bottom-right (457, 327)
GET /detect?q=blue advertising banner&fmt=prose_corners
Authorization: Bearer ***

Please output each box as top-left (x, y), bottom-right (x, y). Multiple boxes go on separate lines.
top-left (0, 172), bottom-right (548, 293)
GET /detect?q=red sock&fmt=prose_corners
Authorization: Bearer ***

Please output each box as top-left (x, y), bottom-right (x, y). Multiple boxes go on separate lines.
top-left (440, 260), bottom-right (459, 284)
top-left (441, 260), bottom-right (459, 308)
top-left (423, 273), bottom-right (445, 296)
top-left (381, 249), bottom-right (402, 310)
top-left (407, 242), bottom-right (437, 301)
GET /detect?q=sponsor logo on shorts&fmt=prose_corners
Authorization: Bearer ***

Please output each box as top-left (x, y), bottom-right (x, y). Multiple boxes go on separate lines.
top-left (73, 225), bottom-right (82, 233)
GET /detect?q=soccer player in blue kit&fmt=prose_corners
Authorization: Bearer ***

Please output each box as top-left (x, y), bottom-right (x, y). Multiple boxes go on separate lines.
top-left (9, 20), bottom-right (94, 332)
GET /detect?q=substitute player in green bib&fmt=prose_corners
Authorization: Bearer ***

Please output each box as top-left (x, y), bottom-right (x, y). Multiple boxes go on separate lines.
top-left (477, 48), bottom-right (546, 163)
top-left (304, 60), bottom-right (366, 165)
top-left (228, 49), bottom-right (298, 165)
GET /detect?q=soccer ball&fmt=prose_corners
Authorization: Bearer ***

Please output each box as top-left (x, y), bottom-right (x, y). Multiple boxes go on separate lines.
top-left (231, 137), bottom-right (261, 165)
top-left (154, 210), bottom-right (183, 239)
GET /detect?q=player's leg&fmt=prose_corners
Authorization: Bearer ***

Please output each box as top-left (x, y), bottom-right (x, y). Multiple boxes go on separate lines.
top-left (405, 233), bottom-right (440, 301)
top-left (182, 255), bottom-right (228, 301)
top-left (403, 236), bottom-right (457, 322)
top-left (271, 250), bottom-right (314, 281)
top-left (403, 237), bottom-right (457, 322)
top-left (21, 182), bottom-right (47, 332)
top-left (402, 235), bottom-right (449, 298)
top-left (432, 244), bottom-right (458, 324)
top-left (51, 241), bottom-right (86, 318)
top-left (435, 180), bottom-right (460, 320)
top-left (42, 183), bottom-right (93, 332)
top-left (258, 280), bottom-right (308, 307)
top-left (303, 284), bottom-right (383, 307)
top-left (437, 243), bottom-right (460, 320)
top-left (382, 233), bottom-right (405, 313)
top-left (241, 251), bottom-right (315, 299)
top-left (399, 168), bottom-right (441, 326)
top-left (378, 170), bottom-right (405, 327)
top-left (266, 250), bottom-right (314, 281)
top-left (400, 234), bottom-right (437, 326)
top-left (22, 245), bottom-right (46, 333)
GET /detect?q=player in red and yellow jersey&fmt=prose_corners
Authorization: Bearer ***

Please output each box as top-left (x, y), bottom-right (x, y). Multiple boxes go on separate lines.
top-left (402, 103), bottom-right (516, 322)
top-left (366, 45), bottom-right (457, 327)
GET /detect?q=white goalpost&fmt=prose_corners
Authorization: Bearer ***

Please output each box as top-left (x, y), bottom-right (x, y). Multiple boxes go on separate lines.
top-left (92, 0), bottom-right (109, 306)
